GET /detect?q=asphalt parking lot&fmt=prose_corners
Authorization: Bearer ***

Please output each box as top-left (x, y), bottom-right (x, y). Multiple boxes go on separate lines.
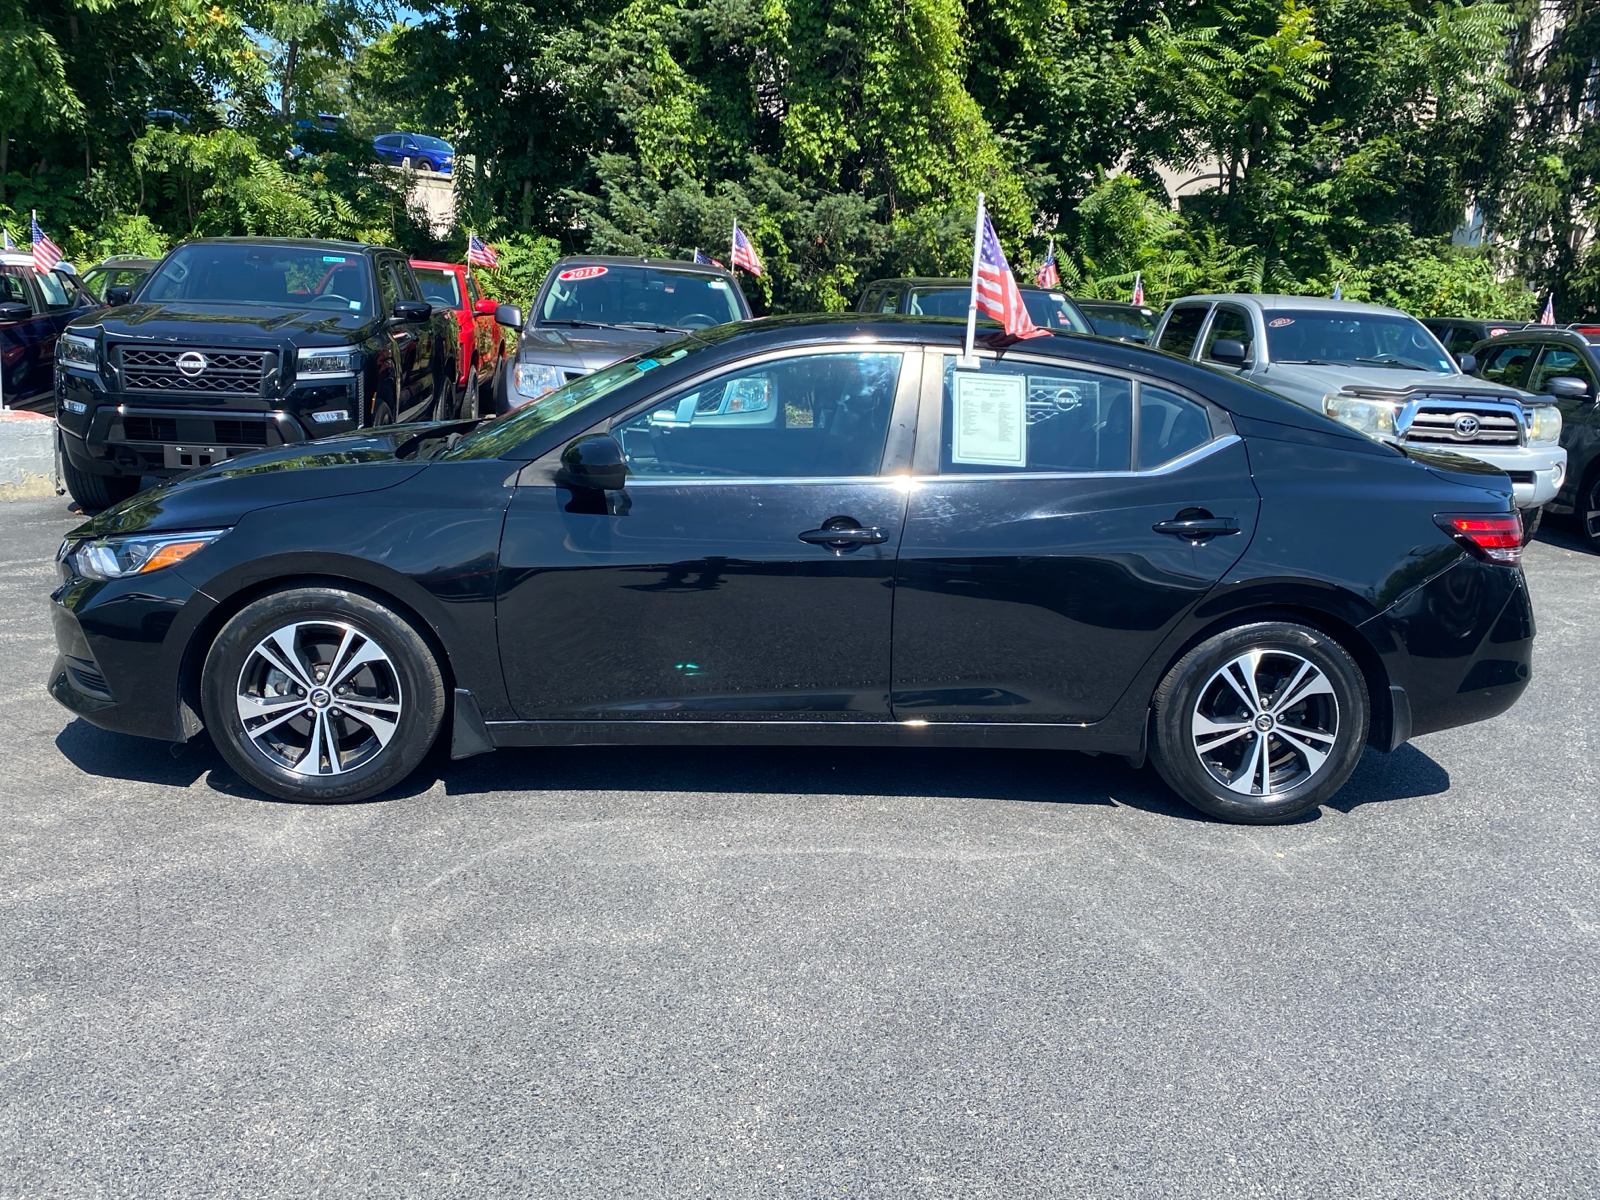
top-left (1, 495), bottom-right (1596, 1199)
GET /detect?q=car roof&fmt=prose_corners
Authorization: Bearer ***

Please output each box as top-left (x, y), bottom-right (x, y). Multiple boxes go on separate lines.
top-left (1168, 294), bottom-right (1415, 319)
top-left (86, 256), bottom-right (159, 269)
top-left (1472, 326), bottom-right (1590, 345)
top-left (175, 236), bottom-right (381, 253)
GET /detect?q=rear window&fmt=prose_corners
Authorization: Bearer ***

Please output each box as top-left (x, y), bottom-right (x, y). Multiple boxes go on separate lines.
top-left (1081, 304), bottom-right (1156, 341)
top-left (907, 286), bottom-right (1091, 332)
top-left (539, 265), bottom-right (745, 331)
top-left (413, 268), bottom-right (462, 309)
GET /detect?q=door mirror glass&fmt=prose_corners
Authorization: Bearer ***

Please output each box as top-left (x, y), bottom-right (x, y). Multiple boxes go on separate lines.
top-left (1208, 338), bottom-right (1248, 365)
top-left (1457, 352), bottom-right (1477, 374)
top-left (939, 356), bottom-right (1133, 473)
top-left (613, 351), bottom-right (903, 479)
top-left (106, 284), bottom-right (133, 306)
top-left (1544, 375), bottom-right (1590, 399)
top-left (494, 303), bottom-right (522, 328)
top-left (558, 433), bottom-right (628, 491)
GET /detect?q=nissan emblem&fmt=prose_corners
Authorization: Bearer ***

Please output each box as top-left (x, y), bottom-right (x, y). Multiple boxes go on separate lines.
top-left (176, 351), bottom-right (207, 377)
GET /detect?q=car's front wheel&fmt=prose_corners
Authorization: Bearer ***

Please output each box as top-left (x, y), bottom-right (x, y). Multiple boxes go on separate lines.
top-left (201, 587), bottom-right (446, 803)
top-left (60, 443), bottom-right (141, 512)
top-left (1150, 621), bottom-right (1369, 824)
top-left (1580, 466), bottom-right (1600, 553)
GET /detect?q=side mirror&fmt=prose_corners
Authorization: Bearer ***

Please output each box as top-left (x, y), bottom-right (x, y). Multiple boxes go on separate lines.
top-left (494, 303), bottom-right (523, 329)
top-left (557, 434), bottom-right (627, 491)
top-left (473, 297), bottom-right (499, 317)
top-left (0, 302), bottom-right (31, 323)
top-left (106, 285), bottom-right (133, 306)
top-left (391, 299), bottom-right (432, 323)
top-left (1209, 338), bottom-right (1248, 365)
top-left (1544, 375), bottom-right (1590, 400)
top-left (1457, 352), bottom-right (1477, 374)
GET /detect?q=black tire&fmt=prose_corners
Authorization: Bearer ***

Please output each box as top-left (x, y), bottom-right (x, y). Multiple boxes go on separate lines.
top-left (371, 399), bottom-right (396, 429)
top-left (1149, 621), bottom-right (1369, 824)
top-left (462, 362), bottom-right (481, 420)
top-left (200, 587), bottom-right (446, 803)
top-left (1579, 466), bottom-right (1600, 553)
top-left (61, 446), bottom-right (140, 512)
top-left (1520, 505), bottom-right (1543, 541)
top-left (492, 359), bottom-right (513, 415)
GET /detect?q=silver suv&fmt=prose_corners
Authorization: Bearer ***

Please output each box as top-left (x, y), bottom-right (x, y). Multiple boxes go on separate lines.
top-left (1152, 295), bottom-right (1567, 513)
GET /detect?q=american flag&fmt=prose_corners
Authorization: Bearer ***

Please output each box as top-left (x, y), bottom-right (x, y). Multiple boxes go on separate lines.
top-left (1, 226), bottom-right (14, 252)
top-left (1540, 294), bottom-right (1556, 325)
top-left (1035, 239), bottom-right (1059, 288)
top-left (31, 213), bottom-right (63, 275)
top-left (467, 233), bottom-right (498, 269)
top-left (972, 202), bottom-right (1044, 340)
top-left (1131, 271), bottom-right (1144, 307)
top-left (731, 221), bottom-right (762, 276)
top-left (693, 248), bottom-right (724, 267)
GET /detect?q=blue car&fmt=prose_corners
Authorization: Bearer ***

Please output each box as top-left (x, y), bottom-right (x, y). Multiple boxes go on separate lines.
top-left (372, 132), bottom-right (454, 174)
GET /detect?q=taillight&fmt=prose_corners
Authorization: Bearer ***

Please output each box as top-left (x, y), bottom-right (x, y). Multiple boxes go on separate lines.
top-left (1434, 512), bottom-right (1524, 566)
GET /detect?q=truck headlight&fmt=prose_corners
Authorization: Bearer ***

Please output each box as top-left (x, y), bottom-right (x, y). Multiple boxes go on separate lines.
top-left (57, 331), bottom-right (97, 367)
top-left (67, 528), bottom-right (228, 581)
top-left (1322, 393), bottom-right (1397, 438)
top-left (1526, 404), bottom-right (1562, 445)
top-left (297, 346), bottom-right (359, 378)
top-left (514, 363), bottom-right (564, 400)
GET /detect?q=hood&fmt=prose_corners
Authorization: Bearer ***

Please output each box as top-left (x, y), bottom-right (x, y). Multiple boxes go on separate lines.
top-left (517, 324), bottom-right (677, 373)
top-left (73, 301), bottom-right (373, 345)
top-left (69, 428), bottom-right (433, 538)
top-left (1258, 361), bottom-right (1520, 402)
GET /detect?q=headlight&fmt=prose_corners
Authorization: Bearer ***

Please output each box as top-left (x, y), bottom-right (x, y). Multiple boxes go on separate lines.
top-left (1526, 404), bottom-right (1562, 445)
top-left (67, 529), bottom-right (228, 581)
top-left (1323, 392), bottom-right (1397, 439)
top-left (514, 362), bottom-right (564, 400)
top-left (297, 346), bottom-right (359, 378)
top-left (57, 331), bottom-right (97, 367)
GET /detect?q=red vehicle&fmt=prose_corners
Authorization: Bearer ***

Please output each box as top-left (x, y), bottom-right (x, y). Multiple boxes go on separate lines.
top-left (410, 259), bottom-right (514, 417)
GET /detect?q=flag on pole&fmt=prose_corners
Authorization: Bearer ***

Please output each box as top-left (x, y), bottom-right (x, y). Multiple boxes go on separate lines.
top-left (467, 233), bottom-right (498, 269)
top-left (1035, 239), bottom-right (1059, 288)
top-left (1332, 282), bottom-right (1343, 300)
top-left (693, 248), bottom-right (724, 267)
top-left (1, 226), bottom-right (14, 252)
top-left (970, 197), bottom-right (1045, 342)
top-left (31, 213), bottom-right (63, 275)
top-left (731, 221), bottom-right (762, 276)
top-left (1131, 271), bottom-right (1144, 307)
top-left (1540, 294), bottom-right (1556, 325)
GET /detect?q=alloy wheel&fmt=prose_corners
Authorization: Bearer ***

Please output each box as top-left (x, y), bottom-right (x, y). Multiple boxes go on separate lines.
top-left (1190, 649), bottom-right (1340, 797)
top-left (234, 620), bottom-right (403, 776)
top-left (1585, 474), bottom-right (1600, 547)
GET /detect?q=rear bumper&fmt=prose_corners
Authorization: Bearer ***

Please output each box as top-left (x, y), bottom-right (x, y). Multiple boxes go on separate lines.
top-left (1361, 555), bottom-right (1534, 742)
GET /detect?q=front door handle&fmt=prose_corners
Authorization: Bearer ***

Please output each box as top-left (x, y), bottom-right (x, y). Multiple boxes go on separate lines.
top-left (798, 526), bottom-right (889, 545)
top-left (1153, 516), bottom-right (1240, 538)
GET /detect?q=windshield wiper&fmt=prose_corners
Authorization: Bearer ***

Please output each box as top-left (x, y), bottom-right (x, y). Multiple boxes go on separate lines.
top-left (1354, 357), bottom-right (1426, 370)
top-left (612, 321), bottom-right (691, 333)
top-left (1274, 358), bottom-right (1332, 365)
top-left (539, 319), bottom-right (609, 329)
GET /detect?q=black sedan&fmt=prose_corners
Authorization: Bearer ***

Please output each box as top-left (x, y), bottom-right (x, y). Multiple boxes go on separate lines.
top-left (47, 316), bottom-right (1535, 824)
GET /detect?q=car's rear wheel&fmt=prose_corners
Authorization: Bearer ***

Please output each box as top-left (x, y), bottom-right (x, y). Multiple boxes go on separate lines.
top-left (201, 587), bottom-right (446, 803)
top-left (1150, 621), bottom-right (1369, 824)
top-left (61, 444), bottom-right (140, 512)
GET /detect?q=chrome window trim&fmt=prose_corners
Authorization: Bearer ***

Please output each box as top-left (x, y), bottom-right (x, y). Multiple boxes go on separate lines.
top-left (624, 475), bottom-right (916, 488)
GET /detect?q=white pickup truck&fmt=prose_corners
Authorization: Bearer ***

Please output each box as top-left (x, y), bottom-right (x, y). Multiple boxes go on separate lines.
top-left (1150, 295), bottom-right (1567, 521)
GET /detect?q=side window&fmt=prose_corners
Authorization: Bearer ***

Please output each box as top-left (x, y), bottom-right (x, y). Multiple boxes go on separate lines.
top-left (1528, 344), bottom-right (1596, 393)
top-left (1158, 305), bottom-right (1209, 358)
top-left (35, 269), bottom-right (74, 311)
top-left (466, 273), bottom-right (481, 305)
top-left (376, 261), bottom-right (400, 315)
top-left (1479, 342), bottom-right (1537, 389)
top-left (1139, 384), bottom-right (1213, 468)
top-left (395, 262), bottom-right (422, 302)
top-left (0, 268), bottom-right (31, 308)
top-left (614, 352), bottom-right (903, 480)
top-left (859, 286), bottom-right (883, 313)
top-left (880, 288), bottom-right (902, 314)
top-left (940, 357), bottom-right (1132, 474)
top-left (1446, 327), bottom-right (1477, 355)
top-left (1201, 305), bottom-right (1253, 363)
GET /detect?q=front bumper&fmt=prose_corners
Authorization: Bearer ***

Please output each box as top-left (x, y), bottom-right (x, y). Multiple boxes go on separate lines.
top-left (1439, 443), bottom-right (1568, 508)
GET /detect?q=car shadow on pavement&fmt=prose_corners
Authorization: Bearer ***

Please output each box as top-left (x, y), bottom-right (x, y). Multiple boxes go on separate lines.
top-left (56, 718), bottom-right (217, 789)
top-left (1534, 513), bottom-right (1595, 554)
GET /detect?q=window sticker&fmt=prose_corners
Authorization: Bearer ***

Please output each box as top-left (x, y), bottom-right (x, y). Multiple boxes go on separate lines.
top-left (952, 372), bottom-right (1027, 466)
top-left (708, 280), bottom-right (729, 290)
top-left (348, 300), bottom-right (362, 310)
top-left (558, 265), bottom-right (608, 281)
top-left (322, 256), bottom-right (346, 263)
top-left (1268, 317), bottom-right (1294, 327)
top-left (636, 358), bottom-right (659, 372)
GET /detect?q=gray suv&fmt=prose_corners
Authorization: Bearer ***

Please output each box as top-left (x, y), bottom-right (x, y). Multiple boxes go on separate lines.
top-left (1152, 295), bottom-right (1567, 515)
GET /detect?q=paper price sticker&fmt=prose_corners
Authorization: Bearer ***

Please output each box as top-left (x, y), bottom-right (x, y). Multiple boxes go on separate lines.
top-left (558, 266), bottom-right (609, 281)
top-left (1268, 317), bottom-right (1294, 327)
top-left (952, 373), bottom-right (1027, 466)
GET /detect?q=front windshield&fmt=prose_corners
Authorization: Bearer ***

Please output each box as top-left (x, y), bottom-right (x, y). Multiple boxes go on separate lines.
top-left (439, 340), bottom-right (706, 460)
top-left (1264, 311), bottom-right (1453, 372)
top-left (907, 286), bottom-right (1090, 333)
top-left (538, 265), bottom-right (744, 331)
top-left (140, 243), bottom-right (373, 313)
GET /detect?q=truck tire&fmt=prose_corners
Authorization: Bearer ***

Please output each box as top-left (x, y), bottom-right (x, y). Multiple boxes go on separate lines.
top-left (61, 447), bottom-right (140, 512)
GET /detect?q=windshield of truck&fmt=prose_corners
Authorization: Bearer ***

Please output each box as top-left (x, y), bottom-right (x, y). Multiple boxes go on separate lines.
top-left (1264, 311), bottom-right (1453, 372)
top-left (538, 265), bottom-right (745, 331)
top-left (907, 286), bottom-right (1091, 333)
top-left (139, 244), bottom-right (374, 313)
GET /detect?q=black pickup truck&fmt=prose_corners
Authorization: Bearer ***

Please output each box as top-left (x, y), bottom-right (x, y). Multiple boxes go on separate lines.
top-left (55, 237), bottom-right (460, 509)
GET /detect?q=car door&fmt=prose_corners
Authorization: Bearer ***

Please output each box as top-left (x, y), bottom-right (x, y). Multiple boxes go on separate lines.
top-left (890, 350), bottom-right (1260, 724)
top-left (1155, 302), bottom-right (1210, 360)
top-left (376, 258), bottom-right (427, 420)
top-left (1527, 342), bottom-right (1600, 485)
top-left (396, 260), bottom-right (437, 414)
top-left (495, 345), bottom-right (921, 721)
top-left (0, 266), bottom-right (55, 410)
top-left (464, 271), bottom-right (492, 372)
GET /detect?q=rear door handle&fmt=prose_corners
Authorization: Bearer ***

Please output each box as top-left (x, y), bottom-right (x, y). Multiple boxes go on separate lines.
top-left (798, 526), bottom-right (889, 545)
top-left (1153, 517), bottom-right (1240, 537)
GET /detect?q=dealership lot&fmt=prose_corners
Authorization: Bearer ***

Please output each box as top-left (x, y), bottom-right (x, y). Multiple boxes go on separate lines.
top-left (1, 495), bottom-right (1596, 1197)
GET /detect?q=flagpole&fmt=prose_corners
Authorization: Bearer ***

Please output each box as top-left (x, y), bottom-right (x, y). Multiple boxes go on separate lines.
top-left (730, 220), bottom-right (738, 272)
top-left (958, 193), bottom-right (985, 369)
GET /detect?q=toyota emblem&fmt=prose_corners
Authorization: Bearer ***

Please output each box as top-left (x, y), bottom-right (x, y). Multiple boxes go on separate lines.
top-left (176, 351), bottom-right (207, 377)
top-left (1453, 414), bottom-right (1480, 439)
